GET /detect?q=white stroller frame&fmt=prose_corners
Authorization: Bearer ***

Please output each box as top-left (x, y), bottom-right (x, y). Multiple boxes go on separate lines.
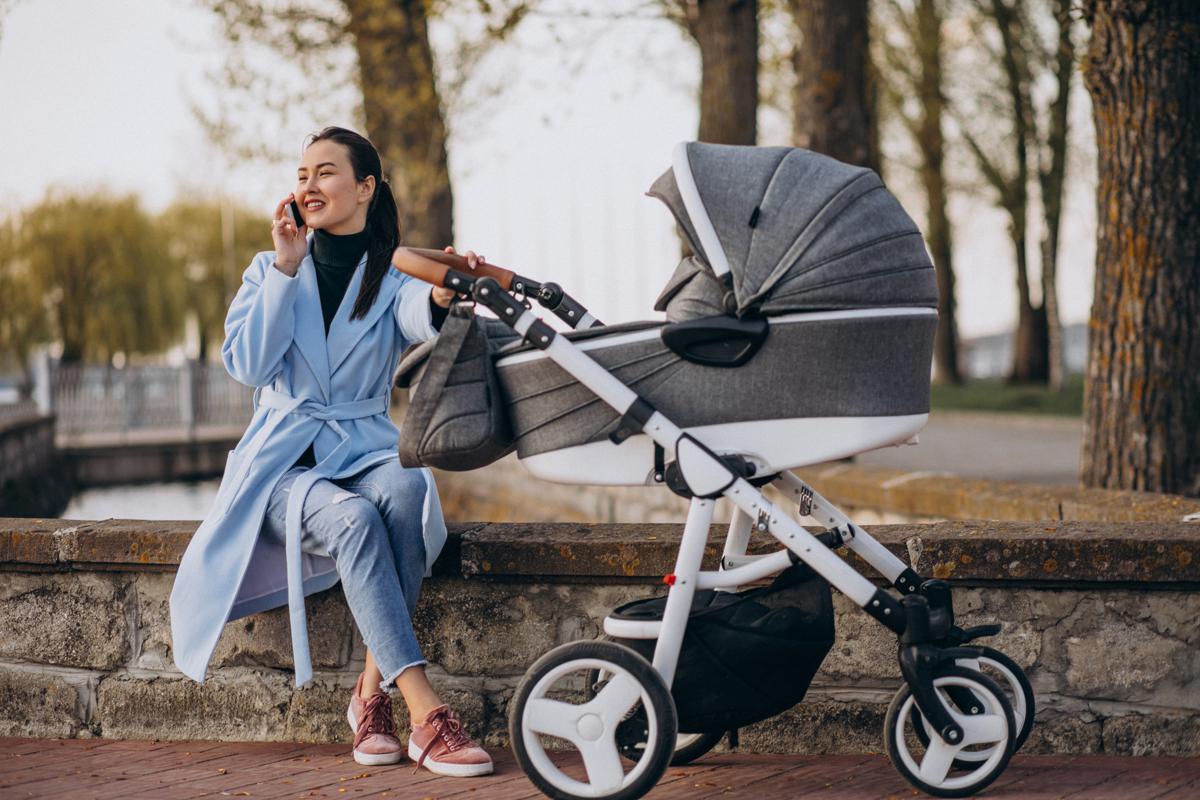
top-left (393, 248), bottom-right (1033, 800)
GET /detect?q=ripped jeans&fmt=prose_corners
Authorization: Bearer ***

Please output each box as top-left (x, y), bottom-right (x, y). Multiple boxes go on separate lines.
top-left (262, 459), bottom-right (429, 688)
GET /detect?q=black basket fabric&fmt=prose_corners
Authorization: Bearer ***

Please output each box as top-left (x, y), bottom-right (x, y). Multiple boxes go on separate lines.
top-left (610, 564), bottom-right (835, 733)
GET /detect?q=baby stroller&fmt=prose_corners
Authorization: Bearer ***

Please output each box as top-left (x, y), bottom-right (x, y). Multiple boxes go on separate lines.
top-left (393, 143), bottom-right (1035, 800)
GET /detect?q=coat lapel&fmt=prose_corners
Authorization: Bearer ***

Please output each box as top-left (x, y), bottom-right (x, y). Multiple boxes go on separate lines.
top-left (293, 254), bottom-right (332, 402)
top-left (326, 257), bottom-right (402, 375)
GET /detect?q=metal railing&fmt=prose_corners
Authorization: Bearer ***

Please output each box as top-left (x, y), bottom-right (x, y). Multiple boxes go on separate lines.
top-left (0, 399), bottom-right (40, 425)
top-left (48, 361), bottom-right (254, 441)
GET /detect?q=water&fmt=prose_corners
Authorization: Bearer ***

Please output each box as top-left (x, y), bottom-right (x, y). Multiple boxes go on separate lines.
top-left (63, 480), bottom-right (221, 521)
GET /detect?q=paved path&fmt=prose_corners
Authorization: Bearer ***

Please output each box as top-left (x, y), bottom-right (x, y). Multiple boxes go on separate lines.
top-left (3, 739), bottom-right (1198, 800)
top-left (859, 411), bottom-right (1083, 486)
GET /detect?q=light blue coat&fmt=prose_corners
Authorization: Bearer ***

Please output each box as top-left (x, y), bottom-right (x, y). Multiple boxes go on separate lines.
top-left (170, 244), bottom-right (447, 687)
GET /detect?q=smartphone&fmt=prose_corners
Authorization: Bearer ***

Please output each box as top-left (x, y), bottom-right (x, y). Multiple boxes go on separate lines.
top-left (287, 198), bottom-right (305, 228)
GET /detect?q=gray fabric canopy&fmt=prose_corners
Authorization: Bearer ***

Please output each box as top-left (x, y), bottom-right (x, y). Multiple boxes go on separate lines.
top-left (648, 143), bottom-right (938, 318)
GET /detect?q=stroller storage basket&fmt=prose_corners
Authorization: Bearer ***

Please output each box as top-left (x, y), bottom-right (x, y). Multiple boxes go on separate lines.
top-left (610, 563), bottom-right (834, 733)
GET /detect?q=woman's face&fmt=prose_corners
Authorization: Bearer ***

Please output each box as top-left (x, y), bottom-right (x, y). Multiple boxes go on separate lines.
top-left (296, 139), bottom-right (375, 235)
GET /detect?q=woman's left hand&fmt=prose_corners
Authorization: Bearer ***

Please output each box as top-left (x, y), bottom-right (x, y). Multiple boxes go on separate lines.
top-left (431, 247), bottom-right (485, 308)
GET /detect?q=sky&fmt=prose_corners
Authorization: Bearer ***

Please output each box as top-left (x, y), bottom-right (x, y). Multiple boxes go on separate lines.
top-left (0, 0), bottom-right (1097, 338)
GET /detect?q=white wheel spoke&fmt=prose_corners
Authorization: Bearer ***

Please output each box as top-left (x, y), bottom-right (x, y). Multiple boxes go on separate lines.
top-left (959, 712), bottom-right (1007, 747)
top-left (595, 672), bottom-right (643, 727)
top-left (525, 697), bottom-right (583, 744)
top-left (919, 737), bottom-right (960, 785)
top-left (579, 737), bottom-right (625, 792)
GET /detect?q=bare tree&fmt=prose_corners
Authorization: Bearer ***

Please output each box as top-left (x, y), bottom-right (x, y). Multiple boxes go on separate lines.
top-left (877, 0), bottom-right (961, 383)
top-left (1079, 0), bottom-right (1200, 496)
top-left (953, 0), bottom-right (1077, 385)
top-left (957, 0), bottom-right (1041, 383)
top-left (1036, 0), bottom-right (1074, 390)
top-left (789, 0), bottom-right (878, 171)
top-left (200, 0), bottom-right (530, 248)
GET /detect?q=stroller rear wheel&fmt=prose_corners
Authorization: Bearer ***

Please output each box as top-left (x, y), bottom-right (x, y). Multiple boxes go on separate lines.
top-left (885, 665), bottom-right (1016, 798)
top-left (510, 640), bottom-right (677, 800)
top-left (585, 636), bottom-right (726, 766)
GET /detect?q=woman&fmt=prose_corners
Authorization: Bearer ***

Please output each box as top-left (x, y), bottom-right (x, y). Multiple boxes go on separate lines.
top-left (170, 127), bottom-right (492, 776)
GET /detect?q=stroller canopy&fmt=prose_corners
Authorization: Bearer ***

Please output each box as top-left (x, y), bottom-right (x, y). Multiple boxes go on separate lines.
top-left (648, 142), bottom-right (938, 316)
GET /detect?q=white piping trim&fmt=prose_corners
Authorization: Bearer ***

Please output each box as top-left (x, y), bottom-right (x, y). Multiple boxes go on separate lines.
top-left (494, 307), bottom-right (936, 367)
top-left (672, 142), bottom-right (732, 279)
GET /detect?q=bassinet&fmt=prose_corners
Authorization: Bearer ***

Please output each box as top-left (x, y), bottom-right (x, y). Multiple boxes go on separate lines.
top-left (397, 144), bottom-right (938, 483)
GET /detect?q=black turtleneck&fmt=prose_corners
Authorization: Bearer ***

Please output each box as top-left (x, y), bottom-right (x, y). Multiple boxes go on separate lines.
top-left (293, 228), bottom-right (447, 468)
top-left (311, 228), bottom-right (369, 331)
top-left (310, 228), bottom-right (449, 332)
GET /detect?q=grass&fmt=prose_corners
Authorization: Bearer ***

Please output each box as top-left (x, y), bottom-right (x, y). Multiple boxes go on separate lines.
top-left (930, 375), bottom-right (1084, 417)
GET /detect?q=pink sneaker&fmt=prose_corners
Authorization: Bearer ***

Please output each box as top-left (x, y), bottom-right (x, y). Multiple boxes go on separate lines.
top-left (346, 673), bottom-right (403, 766)
top-left (408, 704), bottom-right (494, 777)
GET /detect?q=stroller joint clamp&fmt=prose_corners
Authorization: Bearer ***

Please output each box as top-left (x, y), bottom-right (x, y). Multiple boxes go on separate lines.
top-left (393, 145), bottom-right (1034, 800)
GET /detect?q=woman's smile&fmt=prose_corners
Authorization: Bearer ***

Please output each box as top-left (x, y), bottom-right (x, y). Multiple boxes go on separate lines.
top-left (295, 138), bottom-right (374, 234)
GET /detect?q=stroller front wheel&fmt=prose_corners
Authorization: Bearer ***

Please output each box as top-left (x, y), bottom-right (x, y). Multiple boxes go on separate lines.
top-left (912, 647), bottom-right (1036, 766)
top-left (885, 665), bottom-right (1016, 798)
top-left (510, 640), bottom-right (677, 800)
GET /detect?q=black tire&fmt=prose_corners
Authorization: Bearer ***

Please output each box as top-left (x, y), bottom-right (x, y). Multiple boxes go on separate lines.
top-left (884, 665), bottom-right (1016, 798)
top-left (974, 647), bottom-right (1035, 753)
top-left (913, 647), bottom-right (1036, 766)
top-left (669, 731), bottom-right (724, 766)
top-left (510, 640), bottom-right (678, 800)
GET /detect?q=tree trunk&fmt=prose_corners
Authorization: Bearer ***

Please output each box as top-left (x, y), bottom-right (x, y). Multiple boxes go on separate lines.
top-left (987, 0), bottom-right (1047, 385)
top-left (789, 0), bottom-right (878, 171)
top-left (1039, 0), bottom-right (1074, 391)
top-left (915, 0), bottom-right (960, 384)
top-left (685, 0), bottom-right (759, 145)
top-left (344, 0), bottom-right (454, 248)
top-left (1080, 0), bottom-right (1200, 496)
top-left (1008, 207), bottom-right (1049, 383)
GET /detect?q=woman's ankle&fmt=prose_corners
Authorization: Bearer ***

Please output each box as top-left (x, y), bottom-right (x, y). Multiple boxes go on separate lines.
top-left (357, 670), bottom-right (385, 701)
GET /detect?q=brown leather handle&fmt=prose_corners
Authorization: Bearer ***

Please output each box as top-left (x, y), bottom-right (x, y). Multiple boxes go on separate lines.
top-left (391, 246), bottom-right (515, 291)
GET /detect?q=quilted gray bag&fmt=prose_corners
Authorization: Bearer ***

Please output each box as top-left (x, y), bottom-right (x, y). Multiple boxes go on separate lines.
top-left (396, 303), bottom-right (520, 471)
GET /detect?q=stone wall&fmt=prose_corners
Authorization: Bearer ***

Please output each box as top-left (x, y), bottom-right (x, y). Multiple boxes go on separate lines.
top-left (1, 516), bottom-right (1198, 756)
top-left (0, 415), bottom-right (72, 517)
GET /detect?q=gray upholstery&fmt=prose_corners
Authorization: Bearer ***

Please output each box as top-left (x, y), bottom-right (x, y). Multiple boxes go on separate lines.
top-left (496, 314), bottom-right (937, 458)
top-left (648, 144), bottom-right (938, 319)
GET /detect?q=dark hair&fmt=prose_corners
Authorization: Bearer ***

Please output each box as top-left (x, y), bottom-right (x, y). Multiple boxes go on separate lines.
top-left (304, 126), bottom-right (400, 320)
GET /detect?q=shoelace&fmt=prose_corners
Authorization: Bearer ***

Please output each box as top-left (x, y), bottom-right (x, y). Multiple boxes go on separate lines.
top-left (353, 694), bottom-right (395, 748)
top-left (415, 708), bottom-right (474, 771)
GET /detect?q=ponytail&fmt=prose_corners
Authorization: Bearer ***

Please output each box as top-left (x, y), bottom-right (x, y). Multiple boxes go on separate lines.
top-left (303, 126), bottom-right (402, 321)
top-left (354, 178), bottom-right (401, 320)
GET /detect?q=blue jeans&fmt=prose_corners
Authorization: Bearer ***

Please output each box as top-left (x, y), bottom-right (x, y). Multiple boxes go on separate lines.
top-left (262, 459), bottom-right (429, 688)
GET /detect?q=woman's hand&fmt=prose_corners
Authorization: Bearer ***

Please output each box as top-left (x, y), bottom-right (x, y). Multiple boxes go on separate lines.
top-left (270, 194), bottom-right (308, 277)
top-left (431, 246), bottom-right (485, 308)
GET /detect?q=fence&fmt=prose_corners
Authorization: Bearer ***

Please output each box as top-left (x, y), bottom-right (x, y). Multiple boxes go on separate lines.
top-left (46, 361), bottom-right (254, 441)
top-left (0, 399), bottom-right (39, 425)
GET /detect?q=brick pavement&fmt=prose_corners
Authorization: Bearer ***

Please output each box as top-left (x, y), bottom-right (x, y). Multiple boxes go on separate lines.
top-left (2, 738), bottom-right (1198, 800)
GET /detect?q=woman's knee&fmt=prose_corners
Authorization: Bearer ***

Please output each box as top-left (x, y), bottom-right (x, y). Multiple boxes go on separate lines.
top-left (349, 463), bottom-right (427, 517)
top-left (313, 493), bottom-right (388, 553)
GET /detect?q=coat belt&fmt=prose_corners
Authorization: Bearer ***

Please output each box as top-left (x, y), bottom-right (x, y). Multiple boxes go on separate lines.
top-left (253, 386), bottom-right (389, 686)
